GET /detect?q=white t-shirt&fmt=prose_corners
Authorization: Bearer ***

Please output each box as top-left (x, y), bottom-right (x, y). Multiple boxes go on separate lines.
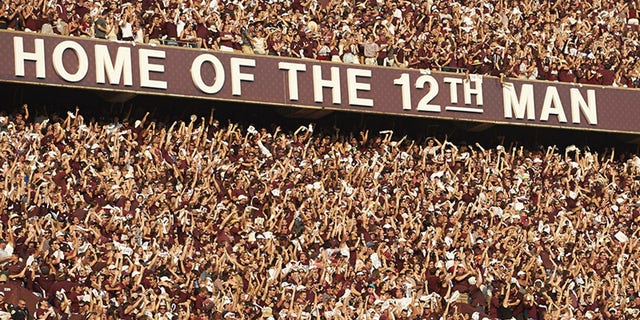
top-left (369, 252), bottom-right (381, 269)
top-left (0, 243), bottom-right (13, 261)
top-left (52, 249), bottom-right (65, 261)
top-left (176, 20), bottom-right (186, 41)
top-left (393, 8), bottom-right (402, 20)
top-left (120, 21), bottom-right (134, 39)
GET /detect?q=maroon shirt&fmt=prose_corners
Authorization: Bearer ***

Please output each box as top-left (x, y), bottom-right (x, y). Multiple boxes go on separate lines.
top-left (164, 21), bottom-right (177, 39)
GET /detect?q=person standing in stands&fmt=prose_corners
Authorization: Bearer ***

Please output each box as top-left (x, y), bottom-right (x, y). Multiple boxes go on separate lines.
top-left (363, 34), bottom-right (379, 65)
top-left (93, 9), bottom-right (108, 39)
top-left (9, 299), bottom-right (28, 320)
top-left (0, 292), bottom-right (10, 319)
top-left (119, 5), bottom-right (135, 41)
top-left (0, 237), bottom-right (14, 268)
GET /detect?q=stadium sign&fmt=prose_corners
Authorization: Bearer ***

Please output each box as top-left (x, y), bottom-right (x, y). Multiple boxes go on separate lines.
top-left (1, 31), bottom-right (639, 134)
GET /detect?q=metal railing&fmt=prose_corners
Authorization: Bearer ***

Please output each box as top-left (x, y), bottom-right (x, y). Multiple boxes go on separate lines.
top-left (158, 38), bottom-right (198, 48)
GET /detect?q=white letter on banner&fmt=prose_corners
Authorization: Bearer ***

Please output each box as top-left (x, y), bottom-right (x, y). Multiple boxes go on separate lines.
top-left (278, 62), bottom-right (306, 101)
top-left (52, 41), bottom-right (89, 82)
top-left (346, 68), bottom-right (373, 107)
top-left (503, 83), bottom-right (535, 120)
top-left (230, 57), bottom-right (255, 96)
top-left (14, 37), bottom-right (46, 78)
top-left (443, 77), bottom-right (463, 104)
top-left (95, 45), bottom-right (133, 86)
top-left (464, 75), bottom-right (483, 105)
top-left (191, 54), bottom-right (225, 94)
top-left (313, 65), bottom-right (341, 104)
top-left (540, 86), bottom-right (568, 123)
top-left (139, 49), bottom-right (167, 89)
top-left (570, 88), bottom-right (597, 125)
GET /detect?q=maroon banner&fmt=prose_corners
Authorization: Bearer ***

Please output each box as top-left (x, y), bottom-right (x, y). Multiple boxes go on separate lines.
top-left (0, 31), bottom-right (639, 133)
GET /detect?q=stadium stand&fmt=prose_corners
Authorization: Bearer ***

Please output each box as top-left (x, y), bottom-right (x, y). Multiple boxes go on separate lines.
top-left (1, 0), bottom-right (640, 319)
top-left (1, 0), bottom-right (639, 86)
top-left (0, 103), bottom-right (638, 320)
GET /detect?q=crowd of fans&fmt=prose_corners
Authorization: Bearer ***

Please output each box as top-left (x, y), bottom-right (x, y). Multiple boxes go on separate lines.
top-left (0, 103), bottom-right (639, 320)
top-left (2, 0), bottom-right (640, 86)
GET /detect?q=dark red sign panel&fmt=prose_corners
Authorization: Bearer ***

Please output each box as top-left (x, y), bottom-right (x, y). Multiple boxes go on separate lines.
top-left (1, 31), bottom-right (639, 133)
